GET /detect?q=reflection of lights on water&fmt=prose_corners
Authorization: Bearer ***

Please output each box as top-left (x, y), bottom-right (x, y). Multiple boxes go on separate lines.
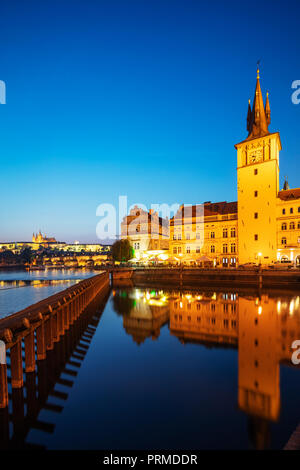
top-left (180, 302), bottom-right (183, 309)
top-left (258, 306), bottom-right (262, 315)
top-left (146, 293), bottom-right (150, 300)
top-left (289, 300), bottom-right (295, 315)
top-left (135, 290), bottom-right (141, 300)
top-left (295, 297), bottom-right (300, 309)
top-left (277, 300), bottom-right (281, 314)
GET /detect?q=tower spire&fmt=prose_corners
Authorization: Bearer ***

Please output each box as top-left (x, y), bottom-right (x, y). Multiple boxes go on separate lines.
top-left (265, 90), bottom-right (271, 125)
top-left (247, 99), bottom-right (252, 132)
top-left (246, 66), bottom-right (270, 139)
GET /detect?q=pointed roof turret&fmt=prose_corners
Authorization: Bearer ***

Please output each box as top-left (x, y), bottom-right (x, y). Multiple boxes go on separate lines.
top-left (265, 90), bottom-right (271, 125)
top-left (246, 67), bottom-right (270, 140)
top-left (247, 99), bottom-right (252, 133)
top-left (283, 176), bottom-right (290, 191)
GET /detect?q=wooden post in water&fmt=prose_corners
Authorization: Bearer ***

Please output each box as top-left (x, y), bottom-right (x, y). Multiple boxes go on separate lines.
top-left (24, 329), bottom-right (35, 373)
top-left (52, 311), bottom-right (59, 343)
top-left (63, 298), bottom-right (69, 331)
top-left (10, 340), bottom-right (23, 388)
top-left (0, 341), bottom-right (8, 408)
top-left (57, 303), bottom-right (64, 337)
top-left (45, 315), bottom-right (53, 351)
top-left (36, 321), bottom-right (46, 360)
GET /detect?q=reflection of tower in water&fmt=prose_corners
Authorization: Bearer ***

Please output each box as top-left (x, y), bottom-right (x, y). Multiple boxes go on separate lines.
top-left (238, 295), bottom-right (300, 448)
top-left (238, 296), bottom-right (280, 449)
top-left (168, 290), bottom-right (300, 449)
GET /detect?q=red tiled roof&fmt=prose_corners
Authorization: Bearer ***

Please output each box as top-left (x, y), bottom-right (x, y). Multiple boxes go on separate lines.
top-left (278, 188), bottom-right (300, 201)
top-left (172, 201), bottom-right (237, 220)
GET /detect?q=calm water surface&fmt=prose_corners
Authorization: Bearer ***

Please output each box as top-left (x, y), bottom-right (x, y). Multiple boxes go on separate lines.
top-left (0, 268), bottom-right (98, 317)
top-left (2, 285), bottom-right (300, 449)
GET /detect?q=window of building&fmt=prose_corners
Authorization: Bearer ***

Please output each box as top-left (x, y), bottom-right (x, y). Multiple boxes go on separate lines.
top-left (173, 234), bottom-right (176, 240)
top-left (177, 234), bottom-right (182, 240)
top-left (290, 222), bottom-right (295, 230)
top-left (254, 169), bottom-right (258, 175)
top-left (186, 233), bottom-right (190, 240)
top-left (282, 223), bottom-right (287, 230)
top-left (254, 234), bottom-right (258, 241)
top-left (173, 247), bottom-right (177, 254)
top-left (290, 208), bottom-right (294, 214)
top-left (281, 237), bottom-right (287, 245)
top-left (298, 207), bottom-right (300, 213)
top-left (178, 247), bottom-right (182, 254)
top-left (211, 245), bottom-right (215, 253)
top-left (231, 228), bottom-right (236, 237)
top-left (298, 222), bottom-right (300, 229)
top-left (223, 244), bottom-right (228, 254)
top-left (282, 208), bottom-right (286, 215)
top-left (210, 232), bottom-right (215, 239)
top-left (231, 243), bottom-right (236, 253)
top-left (186, 246), bottom-right (191, 254)
top-left (196, 246), bottom-right (200, 253)
top-left (223, 229), bottom-right (228, 238)
top-left (196, 233), bottom-right (200, 239)
top-left (254, 212), bottom-right (258, 219)
top-left (254, 191), bottom-right (258, 197)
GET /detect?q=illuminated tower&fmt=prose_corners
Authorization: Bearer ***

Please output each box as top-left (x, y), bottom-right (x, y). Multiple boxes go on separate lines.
top-left (235, 68), bottom-right (282, 264)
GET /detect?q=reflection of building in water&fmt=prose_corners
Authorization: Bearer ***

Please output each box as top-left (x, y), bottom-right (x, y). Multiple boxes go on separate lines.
top-left (238, 296), bottom-right (280, 424)
top-left (169, 290), bottom-right (300, 448)
top-left (114, 289), bottom-right (170, 345)
top-left (169, 292), bottom-right (238, 348)
top-left (238, 295), bottom-right (300, 448)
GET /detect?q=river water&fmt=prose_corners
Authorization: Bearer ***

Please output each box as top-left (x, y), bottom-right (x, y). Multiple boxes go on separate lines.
top-left (0, 268), bottom-right (98, 317)
top-left (2, 283), bottom-right (300, 450)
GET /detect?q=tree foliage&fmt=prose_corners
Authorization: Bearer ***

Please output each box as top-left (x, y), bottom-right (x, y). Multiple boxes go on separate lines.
top-left (111, 239), bottom-right (134, 262)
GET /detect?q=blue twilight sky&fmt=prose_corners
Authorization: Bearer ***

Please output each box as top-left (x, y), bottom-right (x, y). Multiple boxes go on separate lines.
top-left (0, 0), bottom-right (299, 243)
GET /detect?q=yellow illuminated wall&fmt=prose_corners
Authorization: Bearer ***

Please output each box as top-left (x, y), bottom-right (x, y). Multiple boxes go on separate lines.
top-left (236, 133), bottom-right (281, 265)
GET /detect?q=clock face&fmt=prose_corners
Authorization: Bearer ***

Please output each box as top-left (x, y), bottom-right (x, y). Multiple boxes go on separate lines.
top-left (250, 149), bottom-right (263, 163)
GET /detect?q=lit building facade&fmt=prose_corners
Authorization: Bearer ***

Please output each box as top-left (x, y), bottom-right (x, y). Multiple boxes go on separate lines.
top-left (169, 202), bottom-right (238, 267)
top-left (121, 205), bottom-right (169, 260)
top-left (169, 68), bottom-right (300, 266)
